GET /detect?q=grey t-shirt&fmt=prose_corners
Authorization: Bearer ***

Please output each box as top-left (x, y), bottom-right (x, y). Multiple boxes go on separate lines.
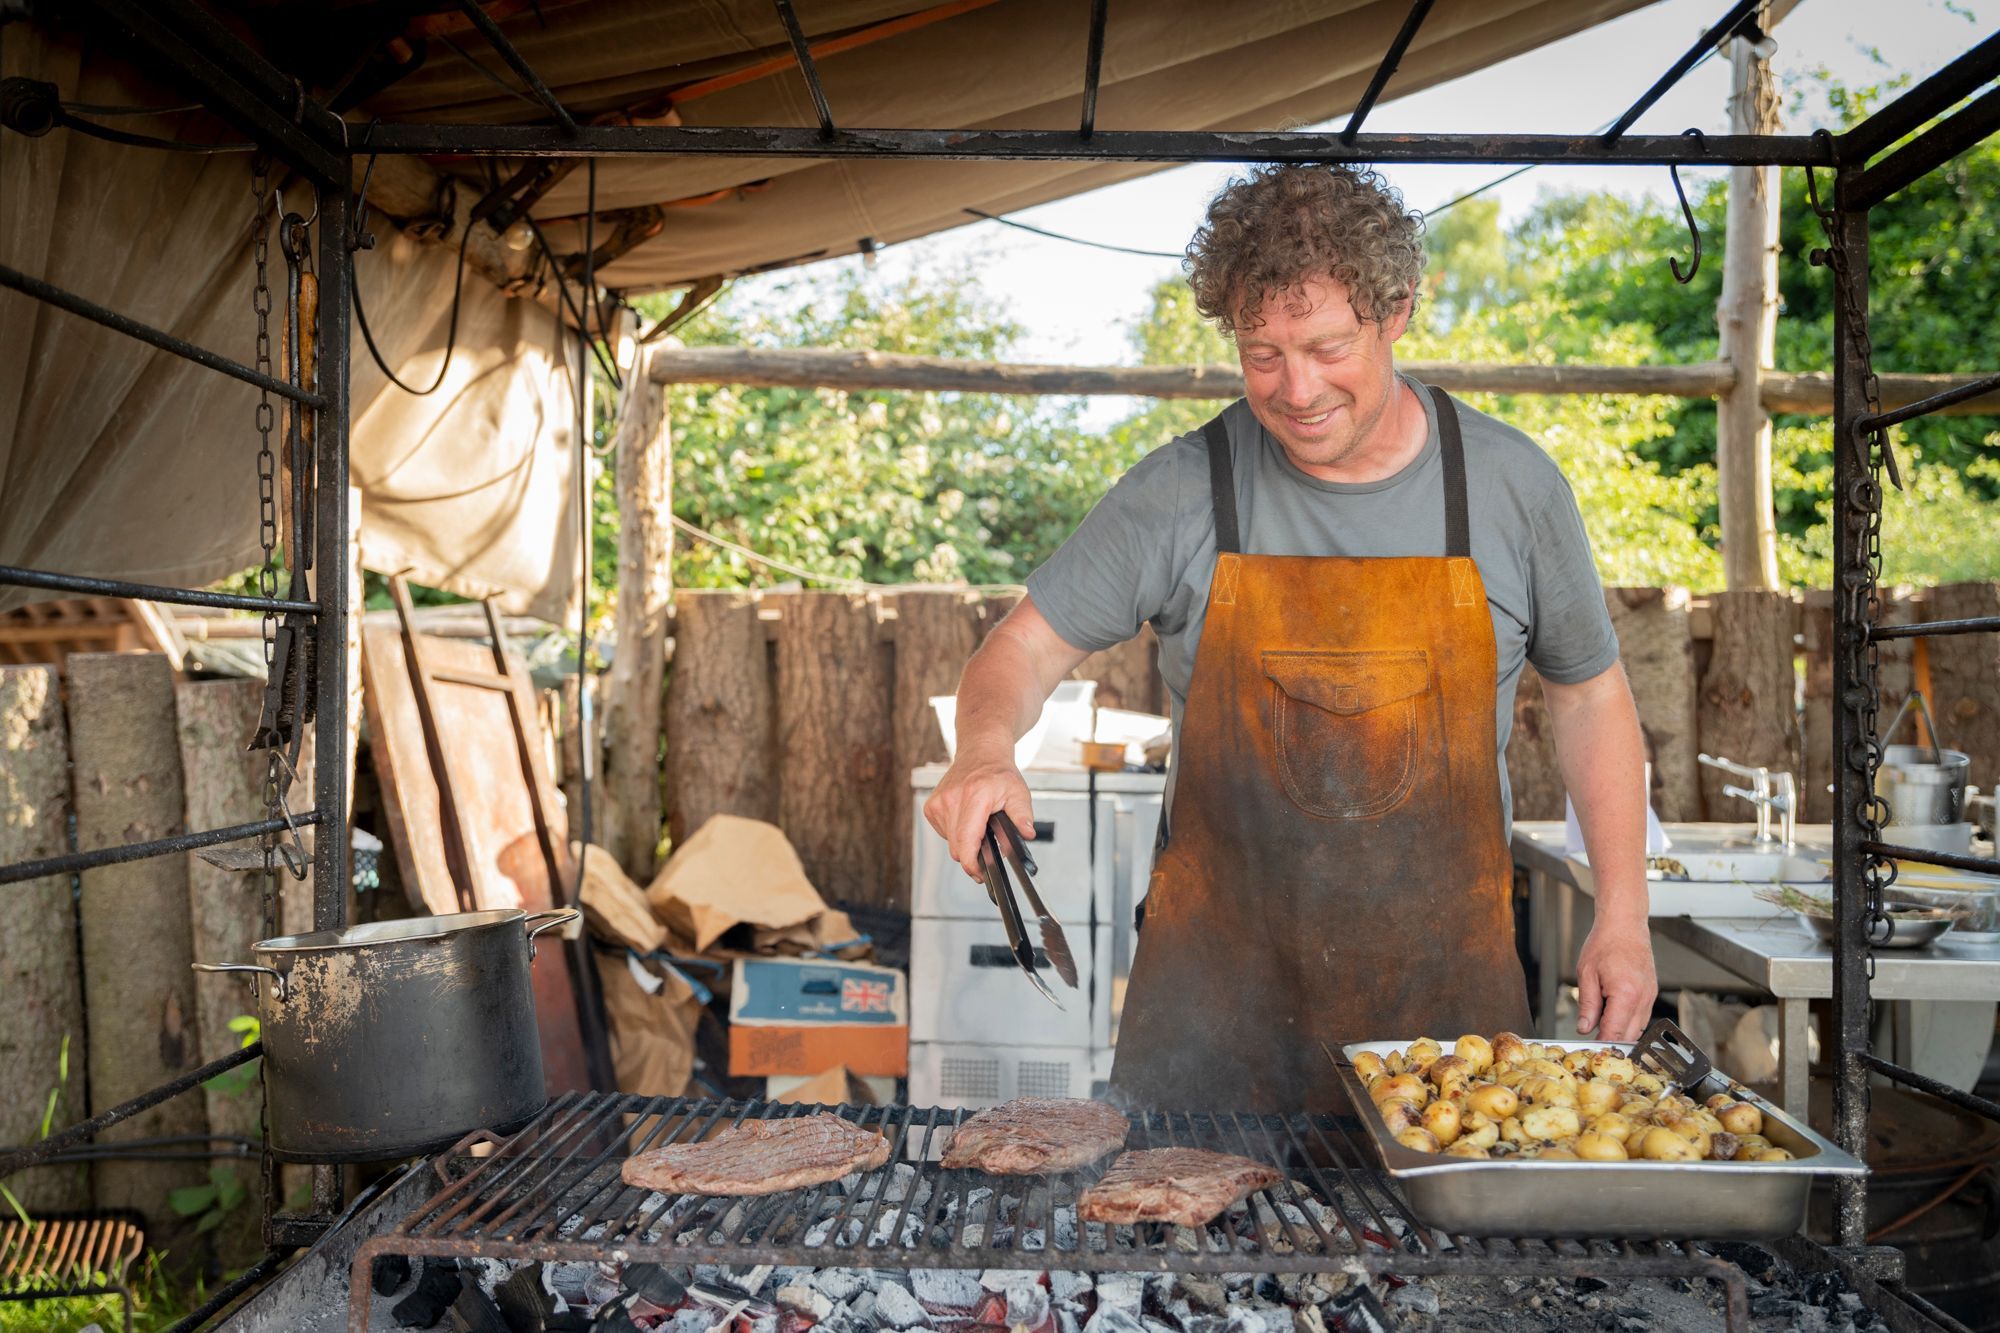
top-left (1025, 375), bottom-right (1620, 830)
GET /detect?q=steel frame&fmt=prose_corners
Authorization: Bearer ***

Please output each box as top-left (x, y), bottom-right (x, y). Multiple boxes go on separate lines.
top-left (3, 0), bottom-right (1997, 1321)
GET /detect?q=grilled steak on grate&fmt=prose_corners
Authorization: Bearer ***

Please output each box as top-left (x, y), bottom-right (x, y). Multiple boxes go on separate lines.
top-left (940, 1097), bottom-right (1130, 1175)
top-left (1076, 1147), bottom-right (1283, 1227)
top-left (620, 1113), bottom-right (889, 1196)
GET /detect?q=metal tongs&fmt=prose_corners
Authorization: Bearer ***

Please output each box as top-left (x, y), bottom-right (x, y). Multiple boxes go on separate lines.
top-left (979, 811), bottom-right (1079, 1009)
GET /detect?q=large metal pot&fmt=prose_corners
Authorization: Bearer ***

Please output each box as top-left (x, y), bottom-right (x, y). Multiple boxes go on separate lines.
top-left (195, 907), bottom-right (576, 1162)
top-left (1876, 692), bottom-right (1971, 830)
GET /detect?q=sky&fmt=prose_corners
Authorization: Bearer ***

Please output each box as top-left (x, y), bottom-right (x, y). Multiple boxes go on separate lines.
top-left (724, 0), bottom-right (1994, 426)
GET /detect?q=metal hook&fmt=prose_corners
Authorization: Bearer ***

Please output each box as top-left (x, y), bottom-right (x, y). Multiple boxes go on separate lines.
top-left (1668, 128), bottom-right (1705, 285)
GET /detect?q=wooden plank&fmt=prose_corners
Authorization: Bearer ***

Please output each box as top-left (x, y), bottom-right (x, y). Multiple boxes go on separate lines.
top-left (601, 358), bottom-right (673, 880)
top-left (1925, 582), bottom-right (2000, 798)
top-left (1505, 662), bottom-right (1565, 821)
top-left (1800, 596), bottom-right (1836, 824)
top-left (889, 589), bottom-right (982, 908)
top-left (0, 666), bottom-right (89, 1213)
top-left (776, 592), bottom-right (893, 908)
top-left (664, 590), bottom-right (776, 849)
top-left (66, 653), bottom-right (207, 1252)
top-left (1695, 591), bottom-right (1800, 819)
top-left (1605, 587), bottom-right (1702, 822)
top-left (171, 677), bottom-right (270, 1268)
top-left (367, 627), bottom-right (595, 1093)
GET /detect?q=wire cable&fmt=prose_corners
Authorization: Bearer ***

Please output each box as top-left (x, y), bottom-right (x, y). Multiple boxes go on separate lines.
top-left (352, 217), bottom-right (473, 396)
top-left (963, 207), bottom-right (1182, 259)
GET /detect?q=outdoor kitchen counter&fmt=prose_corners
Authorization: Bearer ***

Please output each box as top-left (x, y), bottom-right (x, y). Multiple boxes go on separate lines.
top-left (1650, 915), bottom-right (2000, 1117)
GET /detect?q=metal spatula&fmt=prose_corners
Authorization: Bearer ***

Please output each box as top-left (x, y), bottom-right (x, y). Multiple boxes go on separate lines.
top-left (1631, 1016), bottom-right (1712, 1098)
top-left (991, 812), bottom-right (1079, 989)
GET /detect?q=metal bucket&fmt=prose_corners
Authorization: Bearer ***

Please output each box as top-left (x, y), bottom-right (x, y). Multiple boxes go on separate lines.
top-left (196, 907), bottom-right (576, 1162)
top-left (1876, 693), bottom-right (1970, 830)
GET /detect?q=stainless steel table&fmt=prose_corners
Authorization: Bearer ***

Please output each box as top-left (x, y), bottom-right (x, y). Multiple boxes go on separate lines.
top-left (1651, 915), bottom-right (2000, 1117)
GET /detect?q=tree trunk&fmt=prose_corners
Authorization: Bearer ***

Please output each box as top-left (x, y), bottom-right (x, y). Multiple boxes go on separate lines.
top-left (1605, 587), bottom-right (1701, 821)
top-left (1696, 591), bottom-right (1799, 818)
top-left (1715, 28), bottom-right (1785, 590)
top-left (665, 591), bottom-right (775, 851)
top-left (1926, 582), bottom-right (2000, 796)
top-left (889, 589), bottom-right (983, 908)
top-left (1076, 628), bottom-right (1164, 716)
top-left (67, 653), bottom-right (207, 1257)
top-left (601, 360), bottom-right (673, 880)
top-left (172, 678), bottom-right (268, 1268)
top-left (1505, 663), bottom-right (1565, 821)
top-left (0, 666), bottom-right (89, 1213)
top-left (776, 592), bottom-right (893, 907)
top-left (1800, 595), bottom-right (1836, 824)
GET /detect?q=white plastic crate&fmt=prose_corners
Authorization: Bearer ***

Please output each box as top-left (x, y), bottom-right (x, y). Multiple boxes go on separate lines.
top-left (909, 918), bottom-right (1112, 1048)
top-left (907, 1041), bottom-right (1095, 1111)
top-left (909, 789), bottom-right (1107, 925)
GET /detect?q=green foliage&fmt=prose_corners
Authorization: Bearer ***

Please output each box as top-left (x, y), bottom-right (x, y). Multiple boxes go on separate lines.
top-left (0, 1252), bottom-right (208, 1333)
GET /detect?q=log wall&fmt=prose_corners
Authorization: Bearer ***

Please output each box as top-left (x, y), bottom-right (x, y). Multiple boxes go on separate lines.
top-left (653, 584), bottom-right (1990, 909)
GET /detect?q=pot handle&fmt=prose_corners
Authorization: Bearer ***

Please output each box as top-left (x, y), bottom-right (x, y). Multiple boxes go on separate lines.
top-left (193, 962), bottom-right (288, 1002)
top-left (523, 908), bottom-right (581, 959)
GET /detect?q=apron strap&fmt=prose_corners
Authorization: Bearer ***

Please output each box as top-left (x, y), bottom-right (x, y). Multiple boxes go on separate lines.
top-left (1207, 388), bottom-right (1470, 559)
top-left (1428, 384), bottom-right (1472, 560)
top-left (1202, 414), bottom-right (1240, 556)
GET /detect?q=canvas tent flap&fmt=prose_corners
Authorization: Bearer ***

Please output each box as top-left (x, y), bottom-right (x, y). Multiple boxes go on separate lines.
top-left (0, 27), bottom-right (581, 621)
top-left (350, 0), bottom-right (1656, 289)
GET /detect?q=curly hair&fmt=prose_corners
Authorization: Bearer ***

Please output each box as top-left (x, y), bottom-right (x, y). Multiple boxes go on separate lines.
top-left (1186, 164), bottom-right (1425, 336)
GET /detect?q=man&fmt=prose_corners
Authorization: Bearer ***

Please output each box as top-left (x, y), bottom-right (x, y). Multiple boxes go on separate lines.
top-left (924, 164), bottom-right (1655, 1112)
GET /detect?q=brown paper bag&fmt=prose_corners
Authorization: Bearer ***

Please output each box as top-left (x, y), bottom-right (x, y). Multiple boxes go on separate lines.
top-left (597, 947), bottom-right (702, 1098)
top-left (575, 843), bottom-right (666, 953)
top-left (750, 906), bottom-right (871, 960)
top-left (645, 815), bottom-right (825, 952)
top-left (772, 1065), bottom-right (880, 1107)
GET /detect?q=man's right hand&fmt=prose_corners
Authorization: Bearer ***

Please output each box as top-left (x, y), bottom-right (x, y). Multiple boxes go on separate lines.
top-left (923, 746), bottom-right (1037, 880)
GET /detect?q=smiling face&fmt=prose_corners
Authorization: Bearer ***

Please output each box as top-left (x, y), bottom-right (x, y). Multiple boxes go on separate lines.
top-left (1235, 277), bottom-right (1412, 478)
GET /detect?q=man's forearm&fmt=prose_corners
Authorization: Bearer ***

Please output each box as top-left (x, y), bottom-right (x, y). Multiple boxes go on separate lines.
top-left (951, 599), bottom-right (1085, 761)
top-left (1546, 666), bottom-right (1649, 928)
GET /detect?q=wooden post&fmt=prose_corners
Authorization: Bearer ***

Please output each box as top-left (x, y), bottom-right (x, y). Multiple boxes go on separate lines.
top-left (1605, 588), bottom-right (1702, 821)
top-left (889, 589), bottom-right (983, 907)
top-left (1695, 591), bottom-right (1799, 818)
top-left (602, 351), bottom-right (674, 879)
top-left (665, 591), bottom-right (776, 848)
top-left (777, 592), bottom-right (893, 907)
top-left (173, 678), bottom-right (268, 1267)
top-left (1715, 21), bottom-right (1784, 590)
top-left (67, 653), bottom-right (208, 1254)
top-left (1927, 583), bottom-right (2000, 792)
top-left (0, 666), bottom-right (90, 1213)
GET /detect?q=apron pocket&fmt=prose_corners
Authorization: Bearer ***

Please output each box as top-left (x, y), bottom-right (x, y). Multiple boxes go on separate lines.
top-left (1263, 649), bottom-right (1431, 819)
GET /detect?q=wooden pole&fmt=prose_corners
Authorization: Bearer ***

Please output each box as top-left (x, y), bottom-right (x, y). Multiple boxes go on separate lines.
top-left (1716, 21), bottom-right (1784, 590)
top-left (645, 345), bottom-right (2000, 416)
top-left (601, 342), bottom-right (673, 879)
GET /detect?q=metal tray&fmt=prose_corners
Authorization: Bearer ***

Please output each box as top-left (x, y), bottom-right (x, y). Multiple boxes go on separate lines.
top-left (1338, 1038), bottom-right (1867, 1240)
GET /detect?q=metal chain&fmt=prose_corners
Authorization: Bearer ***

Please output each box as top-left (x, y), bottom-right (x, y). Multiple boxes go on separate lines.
top-left (1805, 137), bottom-right (1895, 979)
top-left (252, 156), bottom-right (281, 941)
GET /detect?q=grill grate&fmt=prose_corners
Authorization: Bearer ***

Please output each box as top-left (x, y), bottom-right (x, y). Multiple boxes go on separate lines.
top-left (349, 1094), bottom-right (1754, 1330)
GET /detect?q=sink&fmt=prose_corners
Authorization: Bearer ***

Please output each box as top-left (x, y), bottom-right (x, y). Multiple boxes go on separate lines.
top-left (1651, 841), bottom-right (1830, 886)
top-left (1567, 825), bottom-right (1831, 917)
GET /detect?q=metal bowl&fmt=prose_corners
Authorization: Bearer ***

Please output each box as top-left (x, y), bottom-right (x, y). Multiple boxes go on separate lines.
top-left (1795, 905), bottom-right (1956, 950)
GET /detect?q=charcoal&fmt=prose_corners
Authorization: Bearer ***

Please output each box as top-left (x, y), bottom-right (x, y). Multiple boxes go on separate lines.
top-left (846, 1289), bottom-right (879, 1326)
top-left (1085, 1306), bottom-right (1148, 1333)
top-left (1384, 1284), bottom-right (1439, 1317)
top-left (621, 1262), bottom-right (689, 1307)
top-left (1293, 1308), bottom-right (1329, 1333)
top-left (374, 1254), bottom-right (413, 1297)
top-left (1096, 1273), bottom-right (1145, 1311)
top-left (1049, 1271), bottom-right (1093, 1305)
top-left (1751, 1292), bottom-right (1803, 1320)
top-left (911, 1267), bottom-right (987, 1309)
top-left (872, 1280), bottom-right (930, 1329)
top-left (1803, 1271), bottom-right (1847, 1308)
top-left (1179, 1276), bottom-right (1228, 1313)
top-left (1006, 1282), bottom-right (1051, 1327)
top-left (449, 1275), bottom-right (513, 1333)
top-left (394, 1259), bottom-right (465, 1328)
top-left (497, 1265), bottom-right (588, 1333)
top-left (1059, 1313), bottom-right (1082, 1333)
top-left (1704, 1240), bottom-right (1779, 1281)
top-left (812, 1268), bottom-right (868, 1302)
top-left (589, 1310), bottom-right (643, 1333)
top-left (1573, 1277), bottom-right (1610, 1295)
top-left (776, 1284), bottom-right (834, 1319)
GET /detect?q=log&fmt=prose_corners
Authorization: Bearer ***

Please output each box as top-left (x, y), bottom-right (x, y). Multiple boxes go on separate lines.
top-left (171, 677), bottom-right (269, 1268)
top-left (665, 590), bottom-right (776, 849)
top-left (0, 666), bottom-right (89, 1212)
top-left (889, 589), bottom-right (983, 907)
top-left (1925, 582), bottom-right (2000, 797)
top-left (1605, 588), bottom-right (1701, 821)
top-left (601, 356), bottom-right (673, 880)
top-left (1800, 595), bottom-right (1836, 824)
top-left (776, 592), bottom-right (894, 907)
top-left (1714, 32), bottom-right (1784, 591)
top-left (66, 653), bottom-right (207, 1253)
top-left (1077, 627), bottom-right (1165, 716)
top-left (1695, 591), bottom-right (1800, 819)
top-left (1505, 663), bottom-right (1566, 822)
top-left (644, 347), bottom-right (2000, 417)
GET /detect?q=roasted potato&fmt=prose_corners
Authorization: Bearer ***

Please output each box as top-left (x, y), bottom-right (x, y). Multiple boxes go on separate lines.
top-left (1378, 1098), bottom-right (1424, 1136)
top-left (1458, 1112), bottom-right (1501, 1150)
top-left (1422, 1099), bottom-right (1463, 1147)
top-left (1589, 1051), bottom-right (1638, 1084)
top-left (1465, 1084), bottom-right (1519, 1120)
top-left (1352, 1050), bottom-right (1388, 1082)
top-left (1639, 1127), bottom-right (1700, 1162)
top-left (1588, 1112), bottom-right (1638, 1144)
top-left (1575, 1132), bottom-right (1629, 1161)
top-left (1576, 1079), bottom-right (1623, 1118)
top-left (1718, 1101), bottom-right (1765, 1137)
top-left (1520, 1105), bottom-right (1582, 1142)
top-left (1371, 1074), bottom-right (1429, 1109)
top-left (1406, 1038), bottom-right (1444, 1073)
top-left (1490, 1032), bottom-right (1531, 1067)
top-left (1395, 1126), bottom-right (1442, 1154)
top-left (1454, 1034), bottom-right (1495, 1075)
top-left (1708, 1131), bottom-right (1743, 1162)
top-left (1444, 1139), bottom-right (1490, 1159)
top-left (1751, 1147), bottom-right (1794, 1163)
top-left (1520, 1076), bottom-right (1579, 1110)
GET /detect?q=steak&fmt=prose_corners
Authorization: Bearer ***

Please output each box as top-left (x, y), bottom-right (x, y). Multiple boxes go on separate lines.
top-left (620, 1113), bottom-right (889, 1196)
top-left (940, 1098), bottom-right (1130, 1175)
top-left (1076, 1148), bottom-right (1283, 1227)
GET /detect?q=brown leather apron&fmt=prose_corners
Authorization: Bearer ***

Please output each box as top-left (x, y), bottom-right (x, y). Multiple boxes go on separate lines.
top-left (1108, 385), bottom-right (1532, 1114)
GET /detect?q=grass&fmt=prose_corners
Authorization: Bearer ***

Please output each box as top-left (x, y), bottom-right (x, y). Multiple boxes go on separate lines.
top-left (0, 1254), bottom-right (214, 1333)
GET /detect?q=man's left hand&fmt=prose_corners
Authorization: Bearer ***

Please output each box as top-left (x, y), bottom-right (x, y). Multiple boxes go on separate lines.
top-left (1575, 920), bottom-right (1658, 1042)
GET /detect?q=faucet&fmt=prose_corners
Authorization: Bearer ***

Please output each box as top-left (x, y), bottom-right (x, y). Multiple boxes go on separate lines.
top-left (1698, 754), bottom-right (1797, 847)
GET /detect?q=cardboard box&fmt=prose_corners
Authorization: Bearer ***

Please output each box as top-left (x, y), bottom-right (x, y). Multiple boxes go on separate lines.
top-left (727, 957), bottom-right (909, 1077)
